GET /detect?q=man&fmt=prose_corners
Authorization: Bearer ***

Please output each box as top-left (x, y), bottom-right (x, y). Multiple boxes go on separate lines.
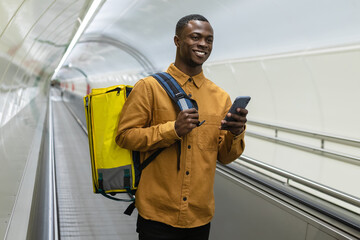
top-left (116, 14), bottom-right (248, 240)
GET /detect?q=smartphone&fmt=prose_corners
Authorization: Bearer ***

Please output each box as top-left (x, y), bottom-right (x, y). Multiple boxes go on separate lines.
top-left (224, 96), bottom-right (251, 122)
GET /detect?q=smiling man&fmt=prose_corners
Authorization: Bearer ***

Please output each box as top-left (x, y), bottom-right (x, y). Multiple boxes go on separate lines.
top-left (116, 14), bottom-right (248, 240)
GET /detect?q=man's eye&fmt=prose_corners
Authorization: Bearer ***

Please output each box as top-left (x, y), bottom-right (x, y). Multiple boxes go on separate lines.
top-left (192, 36), bottom-right (199, 40)
top-left (207, 38), bottom-right (213, 43)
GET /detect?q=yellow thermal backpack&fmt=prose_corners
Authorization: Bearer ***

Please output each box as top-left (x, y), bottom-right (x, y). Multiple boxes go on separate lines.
top-left (84, 85), bottom-right (137, 199)
top-left (84, 72), bottom-right (198, 215)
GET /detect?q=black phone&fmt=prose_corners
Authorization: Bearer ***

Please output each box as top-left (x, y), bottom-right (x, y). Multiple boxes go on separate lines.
top-left (224, 96), bottom-right (251, 122)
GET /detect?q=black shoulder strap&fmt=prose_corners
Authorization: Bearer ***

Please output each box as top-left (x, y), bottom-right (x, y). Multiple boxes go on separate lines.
top-left (152, 72), bottom-right (198, 111)
top-left (139, 148), bottom-right (164, 171)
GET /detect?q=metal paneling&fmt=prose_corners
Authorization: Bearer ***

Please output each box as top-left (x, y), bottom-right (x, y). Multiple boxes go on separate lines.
top-left (0, 0), bottom-right (92, 238)
top-left (210, 169), bottom-right (356, 239)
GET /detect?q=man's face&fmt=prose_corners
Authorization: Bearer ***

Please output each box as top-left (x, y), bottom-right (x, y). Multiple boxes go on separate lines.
top-left (175, 20), bottom-right (214, 67)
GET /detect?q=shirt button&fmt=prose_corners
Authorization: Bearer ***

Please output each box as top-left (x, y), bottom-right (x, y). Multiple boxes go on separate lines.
top-left (188, 93), bottom-right (192, 97)
top-left (188, 145), bottom-right (191, 149)
top-left (188, 78), bottom-right (192, 82)
top-left (183, 197), bottom-right (187, 201)
top-left (186, 171), bottom-right (190, 175)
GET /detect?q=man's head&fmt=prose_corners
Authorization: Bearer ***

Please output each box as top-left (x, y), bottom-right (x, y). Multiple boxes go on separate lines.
top-left (174, 14), bottom-right (214, 75)
top-left (175, 14), bottom-right (209, 37)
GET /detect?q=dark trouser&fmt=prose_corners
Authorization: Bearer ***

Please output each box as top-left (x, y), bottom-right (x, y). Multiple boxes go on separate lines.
top-left (137, 214), bottom-right (211, 240)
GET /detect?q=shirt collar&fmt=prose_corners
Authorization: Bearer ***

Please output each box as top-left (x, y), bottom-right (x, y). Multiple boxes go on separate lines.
top-left (166, 63), bottom-right (205, 88)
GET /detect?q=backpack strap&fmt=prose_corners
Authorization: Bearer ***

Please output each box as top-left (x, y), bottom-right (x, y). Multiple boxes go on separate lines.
top-left (123, 148), bottom-right (165, 215)
top-left (152, 72), bottom-right (197, 171)
top-left (152, 72), bottom-right (198, 111)
top-left (98, 172), bottom-right (135, 202)
top-left (139, 148), bottom-right (165, 171)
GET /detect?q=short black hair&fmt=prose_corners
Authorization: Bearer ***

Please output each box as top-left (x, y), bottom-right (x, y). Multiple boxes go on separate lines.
top-left (176, 14), bottom-right (209, 36)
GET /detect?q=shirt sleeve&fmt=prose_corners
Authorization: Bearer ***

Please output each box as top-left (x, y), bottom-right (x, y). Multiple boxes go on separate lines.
top-left (217, 96), bottom-right (246, 164)
top-left (116, 79), bottom-right (181, 152)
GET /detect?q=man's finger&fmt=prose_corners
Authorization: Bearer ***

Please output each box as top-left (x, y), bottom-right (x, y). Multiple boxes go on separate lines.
top-left (236, 108), bottom-right (248, 116)
top-left (182, 108), bottom-right (198, 113)
top-left (187, 113), bottom-right (199, 119)
top-left (186, 118), bottom-right (200, 124)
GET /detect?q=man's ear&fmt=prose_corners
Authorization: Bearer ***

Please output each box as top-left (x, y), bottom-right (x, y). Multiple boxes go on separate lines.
top-left (174, 35), bottom-right (180, 47)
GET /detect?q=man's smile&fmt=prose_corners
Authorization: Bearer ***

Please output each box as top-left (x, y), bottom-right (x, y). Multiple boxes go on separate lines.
top-left (194, 50), bottom-right (206, 57)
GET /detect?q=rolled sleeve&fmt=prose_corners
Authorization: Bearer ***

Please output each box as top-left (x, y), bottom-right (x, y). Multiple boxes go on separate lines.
top-left (217, 126), bottom-right (246, 164)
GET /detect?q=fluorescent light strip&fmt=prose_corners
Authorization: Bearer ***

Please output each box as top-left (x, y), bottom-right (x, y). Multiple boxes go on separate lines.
top-left (52, 0), bottom-right (103, 78)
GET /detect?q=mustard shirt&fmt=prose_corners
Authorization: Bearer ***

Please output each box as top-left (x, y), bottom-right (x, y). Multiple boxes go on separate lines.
top-left (116, 63), bottom-right (245, 228)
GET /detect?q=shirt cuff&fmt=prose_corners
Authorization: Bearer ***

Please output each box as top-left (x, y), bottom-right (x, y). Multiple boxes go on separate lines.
top-left (232, 125), bottom-right (246, 140)
top-left (159, 120), bottom-right (181, 142)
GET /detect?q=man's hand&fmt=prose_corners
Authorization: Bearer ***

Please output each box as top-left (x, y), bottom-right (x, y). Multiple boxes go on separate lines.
top-left (175, 108), bottom-right (199, 137)
top-left (220, 108), bottom-right (248, 135)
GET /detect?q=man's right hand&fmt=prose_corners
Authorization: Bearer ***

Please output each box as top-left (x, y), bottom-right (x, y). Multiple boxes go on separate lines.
top-left (175, 108), bottom-right (199, 137)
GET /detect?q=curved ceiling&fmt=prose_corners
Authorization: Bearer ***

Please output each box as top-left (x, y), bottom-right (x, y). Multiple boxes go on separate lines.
top-left (59, 0), bottom-right (360, 80)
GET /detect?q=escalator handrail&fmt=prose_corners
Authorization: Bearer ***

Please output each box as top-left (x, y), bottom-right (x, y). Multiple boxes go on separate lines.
top-left (238, 155), bottom-right (360, 207)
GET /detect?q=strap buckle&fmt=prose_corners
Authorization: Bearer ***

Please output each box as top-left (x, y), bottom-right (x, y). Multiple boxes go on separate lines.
top-left (175, 92), bottom-right (185, 99)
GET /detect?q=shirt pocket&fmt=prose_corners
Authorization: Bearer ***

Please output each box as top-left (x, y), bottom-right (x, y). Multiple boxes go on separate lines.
top-left (197, 114), bottom-right (222, 151)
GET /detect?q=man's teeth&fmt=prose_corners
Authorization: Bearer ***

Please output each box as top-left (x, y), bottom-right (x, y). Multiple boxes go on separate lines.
top-left (195, 51), bottom-right (205, 56)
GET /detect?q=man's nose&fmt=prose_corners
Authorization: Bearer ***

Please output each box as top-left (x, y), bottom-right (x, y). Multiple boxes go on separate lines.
top-left (198, 38), bottom-right (208, 48)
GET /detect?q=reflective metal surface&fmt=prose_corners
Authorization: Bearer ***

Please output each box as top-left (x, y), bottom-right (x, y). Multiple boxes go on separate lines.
top-left (26, 94), bottom-right (58, 240)
top-left (212, 166), bottom-right (359, 240)
top-left (237, 156), bottom-right (360, 209)
top-left (0, 0), bottom-right (93, 238)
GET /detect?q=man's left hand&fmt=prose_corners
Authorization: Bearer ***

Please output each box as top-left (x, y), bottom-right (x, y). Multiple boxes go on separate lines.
top-left (220, 108), bottom-right (248, 136)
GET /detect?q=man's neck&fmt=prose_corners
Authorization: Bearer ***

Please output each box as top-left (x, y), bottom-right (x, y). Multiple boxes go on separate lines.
top-left (174, 62), bottom-right (202, 77)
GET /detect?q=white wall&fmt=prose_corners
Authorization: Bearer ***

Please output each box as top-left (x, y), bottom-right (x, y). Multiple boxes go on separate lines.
top-left (204, 45), bottom-right (360, 200)
top-left (205, 46), bottom-right (360, 138)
